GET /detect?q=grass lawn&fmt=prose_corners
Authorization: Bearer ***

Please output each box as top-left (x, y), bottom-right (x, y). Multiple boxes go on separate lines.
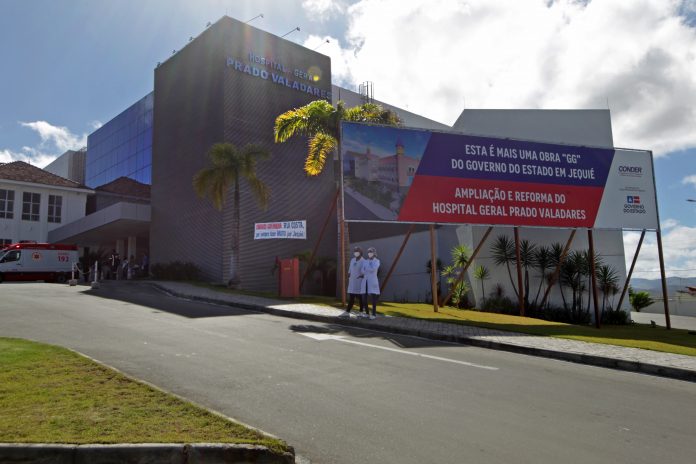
top-left (376, 302), bottom-right (696, 357)
top-left (0, 337), bottom-right (289, 453)
top-left (187, 281), bottom-right (696, 356)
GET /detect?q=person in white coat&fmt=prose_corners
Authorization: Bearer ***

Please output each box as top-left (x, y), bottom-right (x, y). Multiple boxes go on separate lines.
top-left (360, 247), bottom-right (381, 320)
top-left (340, 246), bottom-right (366, 318)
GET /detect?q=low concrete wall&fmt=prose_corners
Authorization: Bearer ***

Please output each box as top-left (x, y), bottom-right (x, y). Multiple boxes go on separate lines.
top-left (641, 298), bottom-right (696, 317)
top-left (0, 443), bottom-right (295, 464)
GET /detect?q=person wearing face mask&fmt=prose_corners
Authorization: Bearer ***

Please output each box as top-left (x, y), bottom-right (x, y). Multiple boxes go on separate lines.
top-left (360, 247), bottom-right (380, 320)
top-left (340, 246), bottom-right (366, 318)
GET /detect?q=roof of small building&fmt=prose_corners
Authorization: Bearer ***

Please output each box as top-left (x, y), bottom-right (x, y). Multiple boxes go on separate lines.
top-left (0, 161), bottom-right (88, 189)
top-left (95, 176), bottom-right (150, 199)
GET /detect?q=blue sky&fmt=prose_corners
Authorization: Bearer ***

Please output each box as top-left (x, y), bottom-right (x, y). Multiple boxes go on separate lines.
top-left (2, 0), bottom-right (696, 277)
top-left (342, 124), bottom-right (431, 159)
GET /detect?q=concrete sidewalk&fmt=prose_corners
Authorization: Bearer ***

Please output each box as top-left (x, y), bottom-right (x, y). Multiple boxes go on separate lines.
top-left (150, 281), bottom-right (696, 382)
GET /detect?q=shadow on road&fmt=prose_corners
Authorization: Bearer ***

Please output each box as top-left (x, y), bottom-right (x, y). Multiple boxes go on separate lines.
top-left (288, 322), bottom-right (473, 350)
top-left (80, 281), bottom-right (254, 319)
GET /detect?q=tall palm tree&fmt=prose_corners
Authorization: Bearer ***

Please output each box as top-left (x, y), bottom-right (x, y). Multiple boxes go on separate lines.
top-left (531, 245), bottom-right (553, 307)
top-left (597, 264), bottom-right (619, 314)
top-left (519, 239), bottom-right (537, 309)
top-left (274, 100), bottom-right (401, 176)
top-left (491, 235), bottom-right (518, 298)
top-left (473, 264), bottom-right (490, 306)
top-left (549, 242), bottom-right (572, 310)
top-left (193, 143), bottom-right (270, 287)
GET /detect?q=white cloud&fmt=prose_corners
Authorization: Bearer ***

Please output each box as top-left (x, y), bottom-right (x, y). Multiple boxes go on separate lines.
top-left (302, 0), bottom-right (347, 20)
top-left (1, 121), bottom-right (90, 168)
top-left (20, 120), bottom-right (88, 153)
top-left (0, 147), bottom-right (57, 168)
top-left (682, 174), bottom-right (696, 187)
top-left (325, 0), bottom-right (696, 155)
top-left (624, 219), bottom-right (696, 278)
top-left (304, 34), bottom-right (358, 85)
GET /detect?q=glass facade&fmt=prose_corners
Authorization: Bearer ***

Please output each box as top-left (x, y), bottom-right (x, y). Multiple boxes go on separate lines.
top-left (86, 92), bottom-right (153, 188)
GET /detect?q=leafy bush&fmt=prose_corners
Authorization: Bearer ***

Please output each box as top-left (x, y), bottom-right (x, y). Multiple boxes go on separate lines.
top-left (150, 261), bottom-right (201, 281)
top-left (527, 304), bottom-right (591, 324)
top-left (629, 287), bottom-right (654, 312)
top-left (480, 295), bottom-right (518, 314)
top-left (601, 308), bottom-right (630, 325)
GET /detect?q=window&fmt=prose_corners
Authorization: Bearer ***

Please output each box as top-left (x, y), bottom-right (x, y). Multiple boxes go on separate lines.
top-left (0, 239), bottom-right (12, 247)
top-left (0, 189), bottom-right (14, 219)
top-left (22, 192), bottom-right (40, 221)
top-left (0, 250), bottom-right (20, 263)
top-left (48, 195), bottom-right (62, 223)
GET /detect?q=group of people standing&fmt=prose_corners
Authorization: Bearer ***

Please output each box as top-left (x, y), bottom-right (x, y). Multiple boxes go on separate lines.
top-left (340, 246), bottom-right (381, 320)
top-left (103, 250), bottom-right (148, 280)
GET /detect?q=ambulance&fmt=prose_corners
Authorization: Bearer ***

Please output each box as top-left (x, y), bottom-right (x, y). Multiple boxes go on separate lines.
top-left (0, 243), bottom-right (79, 283)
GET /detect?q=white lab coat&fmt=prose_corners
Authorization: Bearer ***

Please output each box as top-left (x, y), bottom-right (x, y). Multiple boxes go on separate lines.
top-left (360, 257), bottom-right (380, 295)
top-left (347, 256), bottom-right (364, 294)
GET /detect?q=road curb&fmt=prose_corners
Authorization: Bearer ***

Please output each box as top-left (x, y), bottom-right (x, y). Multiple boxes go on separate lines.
top-left (152, 283), bottom-right (696, 383)
top-left (0, 443), bottom-right (295, 464)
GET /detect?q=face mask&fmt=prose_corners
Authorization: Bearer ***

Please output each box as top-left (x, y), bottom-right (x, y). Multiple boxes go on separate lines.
top-left (368, 252), bottom-right (374, 258)
top-left (354, 252), bottom-right (361, 257)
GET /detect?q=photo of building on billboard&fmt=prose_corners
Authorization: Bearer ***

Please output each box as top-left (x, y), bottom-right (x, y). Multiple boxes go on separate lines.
top-left (341, 123), bottom-right (432, 221)
top-left (341, 122), bottom-right (658, 231)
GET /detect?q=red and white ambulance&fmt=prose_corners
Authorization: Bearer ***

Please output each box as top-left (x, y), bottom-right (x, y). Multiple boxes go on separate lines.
top-left (0, 243), bottom-right (79, 283)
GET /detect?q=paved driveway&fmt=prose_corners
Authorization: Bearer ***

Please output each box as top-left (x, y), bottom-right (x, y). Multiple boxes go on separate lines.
top-left (1, 282), bottom-right (695, 464)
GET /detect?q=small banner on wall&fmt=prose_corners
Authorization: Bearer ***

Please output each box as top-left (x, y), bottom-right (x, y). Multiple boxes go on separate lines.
top-left (340, 122), bottom-right (658, 230)
top-left (254, 220), bottom-right (307, 239)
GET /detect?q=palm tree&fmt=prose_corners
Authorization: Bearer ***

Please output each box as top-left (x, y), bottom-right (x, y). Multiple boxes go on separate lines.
top-left (274, 100), bottom-right (400, 176)
top-left (193, 143), bottom-right (270, 287)
top-left (629, 287), bottom-right (654, 313)
top-left (519, 240), bottom-right (537, 309)
top-left (549, 242), bottom-right (568, 310)
top-left (531, 245), bottom-right (553, 307)
top-left (490, 235), bottom-right (518, 298)
top-left (597, 264), bottom-right (619, 314)
top-left (473, 264), bottom-right (490, 306)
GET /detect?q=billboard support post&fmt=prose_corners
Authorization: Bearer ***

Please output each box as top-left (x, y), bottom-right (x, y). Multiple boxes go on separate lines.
top-left (514, 227), bottom-right (525, 317)
top-left (340, 217), bottom-right (346, 307)
top-left (656, 229), bottom-right (671, 329)
top-left (301, 189), bottom-right (339, 290)
top-left (540, 228), bottom-right (576, 309)
top-left (380, 224), bottom-right (415, 293)
top-left (588, 229), bottom-right (601, 328)
top-left (617, 229), bottom-right (646, 313)
top-left (439, 226), bottom-right (493, 307)
top-left (430, 224), bottom-right (439, 313)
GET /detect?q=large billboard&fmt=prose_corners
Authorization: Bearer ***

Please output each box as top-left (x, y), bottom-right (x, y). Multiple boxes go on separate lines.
top-left (341, 122), bottom-right (658, 230)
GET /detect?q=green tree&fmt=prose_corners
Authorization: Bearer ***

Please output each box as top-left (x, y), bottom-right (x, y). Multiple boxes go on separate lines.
top-left (629, 287), bottom-right (655, 313)
top-left (519, 239), bottom-right (537, 309)
top-left (531, 245), bottom-right (553, 307)
top-left (274, 100), bottom-right (400, 176)
top-left (560, 250), bottom-right (588, 317)
top-left (473, 264), bottom-right (490, 306)
top-left (491, 235), bottom-right (518, 298)
top-left (193, 143), bottom-right (270, 287)
top-left (441, 245), bottom-right (472, 308)
top-left (597, 264), bottom-right (620, 314)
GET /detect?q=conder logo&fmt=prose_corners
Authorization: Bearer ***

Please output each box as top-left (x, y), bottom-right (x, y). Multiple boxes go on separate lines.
top-left (618, 165), bottom-right (643, 177)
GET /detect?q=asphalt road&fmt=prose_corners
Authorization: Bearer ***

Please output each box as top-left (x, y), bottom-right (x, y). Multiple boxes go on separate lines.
top-left (1, 282), bottom-right (695, 464)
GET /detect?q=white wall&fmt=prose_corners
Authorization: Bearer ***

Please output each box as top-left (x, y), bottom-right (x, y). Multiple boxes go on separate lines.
top-left (463, 225), bottom-right (628, 311)
top-left (352, 225), bottom-right (628, 313)
top-left (0, 180), bottom-right (88, 244)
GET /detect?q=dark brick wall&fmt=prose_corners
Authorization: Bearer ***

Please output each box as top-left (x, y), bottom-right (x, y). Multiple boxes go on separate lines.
top-left (152, 16), bottom-right (335, 289)
top-left (151, 19), bottom-right (226, 280)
